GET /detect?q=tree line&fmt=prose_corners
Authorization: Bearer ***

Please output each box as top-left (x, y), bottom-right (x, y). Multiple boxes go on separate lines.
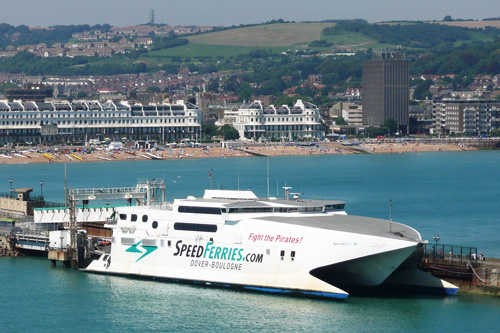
top-left (323, 21), bottom-right (499, 49)
top-left (0, 23), bottom-right (111, 49)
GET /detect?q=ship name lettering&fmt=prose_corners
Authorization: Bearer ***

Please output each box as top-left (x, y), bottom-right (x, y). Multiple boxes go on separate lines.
top-left (173, 240), bottom-right (203, 258)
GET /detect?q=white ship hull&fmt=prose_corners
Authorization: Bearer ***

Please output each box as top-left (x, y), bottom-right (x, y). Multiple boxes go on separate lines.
top-left (85, 189), bottom-right (458, 299)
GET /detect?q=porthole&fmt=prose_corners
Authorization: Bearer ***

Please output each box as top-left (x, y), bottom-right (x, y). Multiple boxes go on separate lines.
top-left (131, 214), bottom-right (137, 222)
top-left (142, 215), bottom-right (148, 222)
top-left (152, 221), bottom-right (158, 229)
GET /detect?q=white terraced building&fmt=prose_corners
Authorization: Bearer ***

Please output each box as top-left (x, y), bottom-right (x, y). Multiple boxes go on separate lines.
top-left (231, 100), bottom-right (325, 140)
top-left (0, 100), bottom-right (202, 144)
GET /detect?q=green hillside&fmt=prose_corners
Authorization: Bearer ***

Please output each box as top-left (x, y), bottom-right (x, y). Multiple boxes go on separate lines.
top-left (145, 22), bottom-right (382, 59)
top-left (187, 23), bottom-right (336, 47)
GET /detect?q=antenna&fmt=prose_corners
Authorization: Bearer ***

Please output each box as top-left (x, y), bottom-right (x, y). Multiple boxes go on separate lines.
top-left (390, 199), bottom-right (393, 233)
top-left (64, 161), bottom-right (67, 207)
top-left (266, 157), bottom-right (270, 197)
top-left (209, 168), bottom-right (213, 189)
top-left (283, 187), bottom-right (292, 200)
top-left (149, 9), bottom-right (155, 25)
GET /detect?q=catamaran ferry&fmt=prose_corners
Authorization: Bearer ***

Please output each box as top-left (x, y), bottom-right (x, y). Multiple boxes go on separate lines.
top-left (85, 183), bottom-right (458, 300)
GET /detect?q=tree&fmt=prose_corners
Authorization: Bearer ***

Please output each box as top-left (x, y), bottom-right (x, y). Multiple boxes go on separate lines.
top-left (76, 91), bottom-right (88, 99)
top-left (273, 95), bottom-right (310, 106)
top-left (219, 124), bottom-right (240, 140)
top-left (206, 80), bottom-right (219, 93)
top-left (202, 124), bottom-right (218, 139)
top-left (490, 129), bottom-right (500, 137)
top-left (0, 82), bottom-right (19, 93)
top-left (238, 82), bottom-right (253, 102)
top-left (443, 15), bottom-right (453, 22)
top-left (146, 86), bottom-right (161, 93)
top-left (335, 116), bottom-right (348, 125)
top-left (366, 126), bottom-right (387, 137)
top-left (383, 118), bottom-right (398, 135)
top-left (413, 79), bottom-right (434, 100)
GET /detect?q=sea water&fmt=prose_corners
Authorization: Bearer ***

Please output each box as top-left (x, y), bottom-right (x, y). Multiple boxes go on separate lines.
top-left (1, 151), bottom-right (499, 331)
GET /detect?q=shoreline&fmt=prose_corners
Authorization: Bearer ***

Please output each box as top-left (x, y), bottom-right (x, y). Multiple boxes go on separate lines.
top-left (0, 142), bottom-right (477, 165)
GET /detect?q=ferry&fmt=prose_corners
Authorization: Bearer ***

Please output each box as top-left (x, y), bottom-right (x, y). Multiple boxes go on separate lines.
top-left (85, 186), bottom-right (458, 300)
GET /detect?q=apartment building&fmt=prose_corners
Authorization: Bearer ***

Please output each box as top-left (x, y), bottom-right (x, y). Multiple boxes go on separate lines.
top-left (231, 100), bottom-right (324, 140)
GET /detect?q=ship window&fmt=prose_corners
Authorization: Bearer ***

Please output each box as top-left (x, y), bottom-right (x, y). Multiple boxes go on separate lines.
top-left (131, 214), bottom-right (137, 222)
top-left (119, 214), bottom-right (127, 220)
top-left (178, 206), bottom-right (222, 215)
top-left (152, 221), bottom-right (158, 229)
top-left (227, 207), bottom-right (273, 213)
top-left (174, 222), bottom-right (217, 233)
top-left (324, 204), bottom-right (346, 210)
top-left (168, 240), bottom-right (171, 247)
top-left (142, 215), bottom-right (148, 222)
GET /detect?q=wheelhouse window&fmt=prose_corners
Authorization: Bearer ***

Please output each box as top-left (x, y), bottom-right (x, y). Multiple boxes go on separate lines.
top-left (173, 222), bottom-right (217, 233)
top-left (324, 204), bottom-right (345, 210)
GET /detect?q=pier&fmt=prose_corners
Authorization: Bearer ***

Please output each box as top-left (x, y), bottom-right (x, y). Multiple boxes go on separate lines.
top-left (420, 243), bottom-right (500, 296)
top-left (14, 228), bottom-right (49, 252)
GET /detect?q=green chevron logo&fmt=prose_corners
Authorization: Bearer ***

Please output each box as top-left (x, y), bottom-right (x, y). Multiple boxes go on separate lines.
top-left (126, 241), bottom-right (158, 262)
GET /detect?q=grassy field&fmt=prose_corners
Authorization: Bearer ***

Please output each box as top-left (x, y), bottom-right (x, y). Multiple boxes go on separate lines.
top-left (187, 23), bottom-right (336, 47)
top-left (429, 20), bottom-right (500, 29)
top-left (321, 32), bottom-right (382, 50)
top-left (143, 23), bottom-right (336, 59)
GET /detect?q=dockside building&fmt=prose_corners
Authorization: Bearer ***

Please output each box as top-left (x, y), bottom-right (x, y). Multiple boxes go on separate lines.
top-left (0, 100), bottom-right (202, 144)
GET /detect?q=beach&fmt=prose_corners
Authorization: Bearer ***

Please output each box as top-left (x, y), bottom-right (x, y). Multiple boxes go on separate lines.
top-left (0, 141), bottom-right (475, 165)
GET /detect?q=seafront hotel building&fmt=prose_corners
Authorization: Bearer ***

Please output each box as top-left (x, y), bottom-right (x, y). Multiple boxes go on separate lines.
top-left (231, 100), bottom-right (325, 140)
top-left (0, 100), bottom-right (202, 143)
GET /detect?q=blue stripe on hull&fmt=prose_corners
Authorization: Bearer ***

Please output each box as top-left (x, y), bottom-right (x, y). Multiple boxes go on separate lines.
top-left (390, 284), bottom-right (459, 296)
top-left (444, 287), bottom-right (459, 296)
top-left (244, 286), bottom-right (348, 300)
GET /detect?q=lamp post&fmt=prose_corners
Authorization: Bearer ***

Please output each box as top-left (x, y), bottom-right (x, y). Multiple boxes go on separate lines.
top-left (9, 179), bottom-right (13, 197)
top-left (40, 180), bottom-right (43, 200)
top-left (434, 234), bottom-right (440, 259)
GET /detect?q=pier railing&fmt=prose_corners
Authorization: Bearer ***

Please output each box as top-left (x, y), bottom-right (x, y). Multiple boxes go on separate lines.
top-left (423, 243), bottom-right (479, 268)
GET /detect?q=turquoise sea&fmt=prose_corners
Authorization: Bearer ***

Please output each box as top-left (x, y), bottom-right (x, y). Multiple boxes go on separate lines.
top-left (1, 151), bottom-right (500, 331)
